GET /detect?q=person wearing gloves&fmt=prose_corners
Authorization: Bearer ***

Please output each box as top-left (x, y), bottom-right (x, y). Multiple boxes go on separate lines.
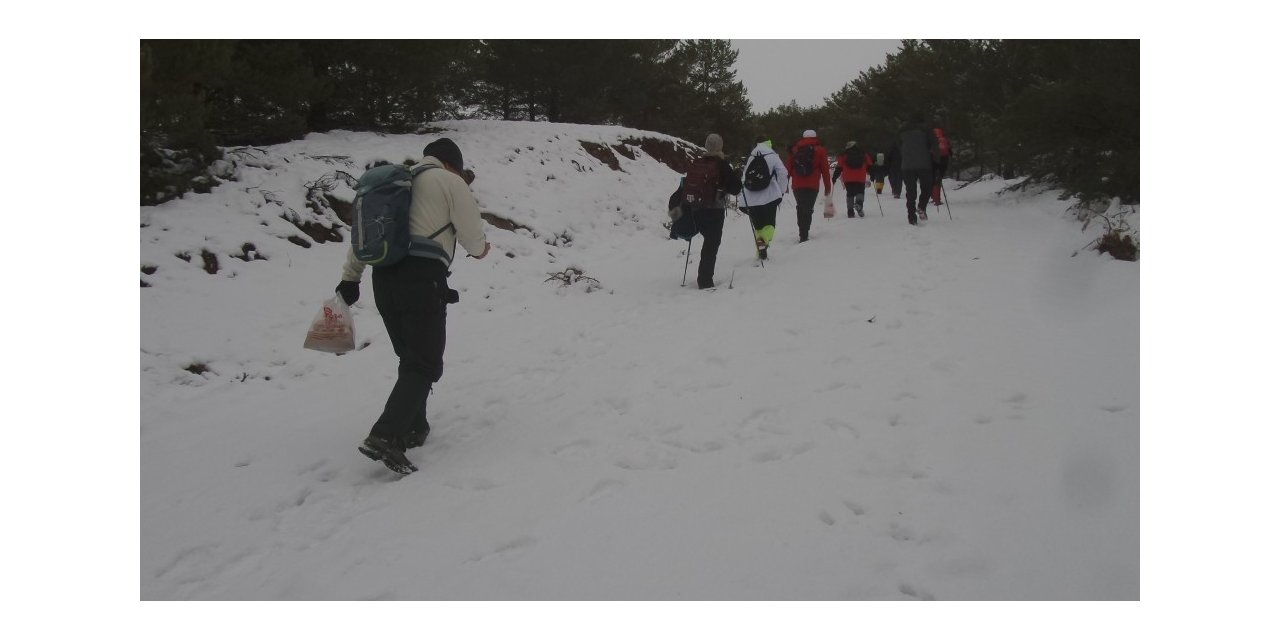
top-left (333, 138), bottom-right (490, 474)
top-left (831, 140), bottom-right (872, 218)
top-left (786, 129), bottom-right (832, 242)
top-left (739, 135), bottom-right (790, 260)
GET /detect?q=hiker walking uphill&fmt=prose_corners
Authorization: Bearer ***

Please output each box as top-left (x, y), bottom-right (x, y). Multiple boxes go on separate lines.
top-left (334, 138), bottom-right (490, 475)
top-left (886, 139), bottom-right (904, 199)
top-left (931, 119), bottom-right (952, 205)
top-left (831, 141), bottom-right (872, 218)
top-left (898, 113), bottom-right (940, 226)
top-left (682, 133), bottom-right (743, 289)
top-left (787, 130), bottom-right (832, 242)
top-left (867, 149), bottom-right (889, 197)
top-left (739, 135), bottom-right (790, 260)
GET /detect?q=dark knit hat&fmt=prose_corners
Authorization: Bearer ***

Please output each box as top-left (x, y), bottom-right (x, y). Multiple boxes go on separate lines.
top-left (423, 138), bottom-right (464, 172)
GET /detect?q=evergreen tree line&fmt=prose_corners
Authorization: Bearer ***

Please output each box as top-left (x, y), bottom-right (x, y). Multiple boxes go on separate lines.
top-left (754, 40), bottom-right (1139, 204)
top-left (141, 39), bottom-right (1137, 206)
top-left (140, 39), bottom-right (751, 204)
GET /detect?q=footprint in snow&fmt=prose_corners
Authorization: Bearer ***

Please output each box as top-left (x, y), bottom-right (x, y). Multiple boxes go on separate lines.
top-left (751, 442), bottom-right (814, 464)
top-left (1099, 403), bottom-right (1128, 413)
top-left (899, 583), bottom-right (936, 600)
top-left (823, 418), bottom-right (860, 439)
top-left (552, 439), bottom-right (594, 458)
top-left (581, 478), bottom-right (625, 503)
top-left (889, 521), bottom-right (917, 543)
top-left (469, 536), bottom-right (537, 563)
top-left (816, 381), bottom-right (853, 393)
top-left (445, 477), bottom-right (499, 492)
top-left (659, 436), bottom-right (726, 454)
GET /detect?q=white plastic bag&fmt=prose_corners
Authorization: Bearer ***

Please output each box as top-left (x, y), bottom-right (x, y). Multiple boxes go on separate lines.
top-left (822, 192), bottom-right (836, 219)
top-left (303, 295), bottom-right (356, 354)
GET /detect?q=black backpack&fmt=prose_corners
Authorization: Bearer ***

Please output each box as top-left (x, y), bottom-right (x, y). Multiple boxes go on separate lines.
top-left (667, 179), bottom-right (697, 240)
top-left (792, 145), bottom-right (816, 177)
top-left (743, 153), bottom-right (773, 191)
top-left (683, 157), bottom-right (722, 209)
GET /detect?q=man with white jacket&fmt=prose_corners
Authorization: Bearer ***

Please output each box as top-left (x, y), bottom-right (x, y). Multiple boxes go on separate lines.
top-left (739, 135), bottom-right (790, 260)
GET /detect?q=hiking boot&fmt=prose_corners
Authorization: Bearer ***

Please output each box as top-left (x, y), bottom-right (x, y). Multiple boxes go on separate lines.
top-left (358, 435), bottom-right (418, 475)
top-left (401, 424), bottom-right (430, 450)
top-left (908, 212), bottom-right (918, 225)
top-left (920, 210), bottom-right (929, 221)
top-left (858, 209), bottom-right (866, 218)
top-left (758, 246), bottom-right (768, 260)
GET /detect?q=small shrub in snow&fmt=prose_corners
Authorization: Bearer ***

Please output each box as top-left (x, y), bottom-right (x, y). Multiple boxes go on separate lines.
top-left (1074, 200), bottom-right (1139, 262)
top-left (545, 267), bottom-right (602, 293)
top-left (1096, 231), bottom-right (1138, 261)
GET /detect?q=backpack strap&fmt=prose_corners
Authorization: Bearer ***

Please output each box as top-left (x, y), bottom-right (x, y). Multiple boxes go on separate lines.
top-left (403, 164), bottom-right (464, 266)
top-left (427, 222), bottom-right (455, 239)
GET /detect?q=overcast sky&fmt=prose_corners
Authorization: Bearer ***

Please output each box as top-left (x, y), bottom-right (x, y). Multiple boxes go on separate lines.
top-left (730, 40), bottom-right (902, 113)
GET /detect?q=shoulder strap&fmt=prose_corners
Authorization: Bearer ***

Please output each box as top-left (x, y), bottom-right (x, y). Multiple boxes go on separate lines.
top-left (409, 164), bottom-right (455, 240)
top-left (427, 222), bottom-right (455, 239)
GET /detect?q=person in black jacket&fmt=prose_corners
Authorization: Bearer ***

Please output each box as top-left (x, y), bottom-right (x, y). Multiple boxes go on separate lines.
top-left (886, 139), bottom-right (903, 199)
top-left (898, 113), bottom-right (940, 225)
top-left (682, 133), bottom-right (743, 289)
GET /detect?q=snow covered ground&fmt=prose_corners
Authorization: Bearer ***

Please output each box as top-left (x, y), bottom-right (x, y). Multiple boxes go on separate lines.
top-left (140, 120), bottom-right (1138, 601)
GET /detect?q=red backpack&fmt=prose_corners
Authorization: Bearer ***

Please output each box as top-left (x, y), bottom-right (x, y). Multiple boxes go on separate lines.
top-left (934, 128), bottom-right (951, 157)
top-left (683, 157), bottom-right (722, 209)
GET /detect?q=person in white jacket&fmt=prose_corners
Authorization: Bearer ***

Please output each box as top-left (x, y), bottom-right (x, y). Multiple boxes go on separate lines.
top-left (334, 138), bottom-right (490, 474)
top-left (739, 135), bottom-right (790, 260)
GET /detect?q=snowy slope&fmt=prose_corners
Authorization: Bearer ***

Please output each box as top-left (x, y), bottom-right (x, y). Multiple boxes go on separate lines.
top-left (140, 120), bottom-right (1139, 600)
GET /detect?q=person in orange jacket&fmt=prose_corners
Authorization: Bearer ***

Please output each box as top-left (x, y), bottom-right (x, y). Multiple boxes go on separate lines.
top-left (786, 129), bottom-right (832, 242)
top-left (831, 140), bottom-right (872, 218)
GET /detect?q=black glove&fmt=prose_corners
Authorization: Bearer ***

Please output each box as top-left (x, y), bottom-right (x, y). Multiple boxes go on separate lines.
top-left (335, 281), bottom-right (360, 305)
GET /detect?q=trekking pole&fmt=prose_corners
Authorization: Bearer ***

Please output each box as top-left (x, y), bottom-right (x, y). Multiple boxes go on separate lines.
top-left (941, 181), bottom-right (953, 220)
top-left (874, 184), bottom-right (885, 217)
top-left (681, 238), bottom-right (693, 286)
top-left (741, 205), bottom-right (764, 269)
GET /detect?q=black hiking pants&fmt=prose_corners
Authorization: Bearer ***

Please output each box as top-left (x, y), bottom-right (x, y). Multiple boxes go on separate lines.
top-left (888, 168), bottom-right (903, 197)
top-left (794, 188), bottom-right (819, 239)
top-left (844, 181), bottom-right (866, 216)
top-left (369, 256), bottom-right (450, 445)
top-left (745, 197), bottom-right (780, 232)
top-left (902, 168), bottom-right (934, 222)
top-left (692, 208), bottom-right (725, 288)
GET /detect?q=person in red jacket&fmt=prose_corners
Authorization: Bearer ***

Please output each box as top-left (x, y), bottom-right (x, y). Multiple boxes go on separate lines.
top-left (831, 141), bottom-right (872, 218)
top-left (786, 129), bottom-right (832, 242)
top-left (931, 121), bottom-right (952, 205)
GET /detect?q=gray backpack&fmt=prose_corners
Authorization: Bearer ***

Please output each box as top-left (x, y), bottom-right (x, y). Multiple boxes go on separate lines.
top-left (351, 163), bottom-right (438, 266)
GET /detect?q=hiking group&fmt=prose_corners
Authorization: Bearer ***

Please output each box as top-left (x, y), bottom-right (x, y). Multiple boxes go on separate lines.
top-left (668, 116), bottom-right (953, 289)
top-left (323, 118), bottom-right (952, 474)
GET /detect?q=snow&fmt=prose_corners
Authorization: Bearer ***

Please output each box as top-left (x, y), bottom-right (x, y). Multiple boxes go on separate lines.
top-left (140, 120), bottom-right (1139, 605)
